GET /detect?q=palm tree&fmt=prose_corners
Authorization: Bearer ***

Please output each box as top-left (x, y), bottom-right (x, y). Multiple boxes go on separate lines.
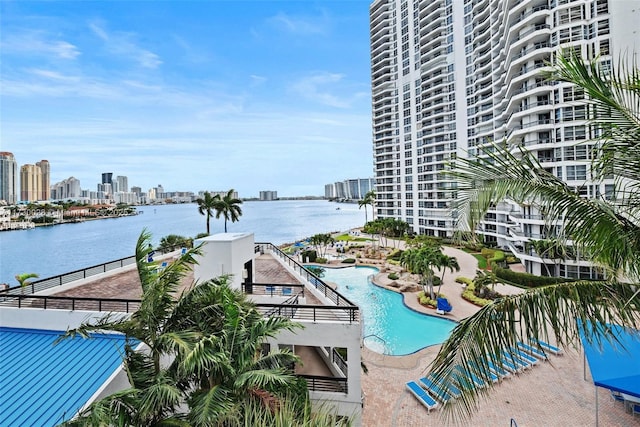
top-left (436, 254), bottom-right (460, 295)
top-left (196, 192), bottom-right (221, 235)
top-left (159, 234), bottom-right (192, 252)
top-left (399, 244), bottom-right (443, 299)
top-left (60, 230), bottom-right (303, 426)
top-left (214, 189), bottom-right (243, 233)
top-left (428, 52), bottom-right (640, 422)
top-left (309, 233), bottom-right (335, 258)
top-left (15, 272), bottom-right (39, 295)
top-left (358, 190), bottom-right (375, 226)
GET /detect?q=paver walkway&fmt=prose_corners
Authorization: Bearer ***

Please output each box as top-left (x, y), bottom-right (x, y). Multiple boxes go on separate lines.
top-left (324, 235), bottom-right (638, 426)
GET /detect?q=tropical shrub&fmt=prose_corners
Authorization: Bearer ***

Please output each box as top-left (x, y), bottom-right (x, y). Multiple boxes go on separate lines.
top-left (506, 255), bottom-right (519, 264)
top-left (417, 291), bottom-right (445, 308)
top-left (461, 282), bottom-right (492, 307)
top-left (388, 272), bottom-right (399, 280)
top-left (301, 250), bottom-right (317, 263)
top-left (315, 257), bottom-right (328, 264)
top-left (455, 276), bottom-right (473, 286)
top-left (386, 249), bottom-right (403, 261)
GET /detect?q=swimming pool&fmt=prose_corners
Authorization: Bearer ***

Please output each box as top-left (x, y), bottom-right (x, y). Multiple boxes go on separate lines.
top-left (321, 266), bottom-right (456, 356)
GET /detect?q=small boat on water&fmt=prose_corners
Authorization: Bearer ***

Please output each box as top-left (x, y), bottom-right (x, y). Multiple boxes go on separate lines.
top-left (336, 207), bottom-right (341, 210)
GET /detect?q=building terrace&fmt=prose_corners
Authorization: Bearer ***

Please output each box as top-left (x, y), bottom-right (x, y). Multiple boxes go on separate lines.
top-left (0, 234), bottom-right (363, 424)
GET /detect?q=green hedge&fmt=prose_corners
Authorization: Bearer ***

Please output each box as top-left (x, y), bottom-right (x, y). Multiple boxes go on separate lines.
top-left (459, 278), bottom-right (492, 307)
top-left (489, 250), bottom-right (505, 264)
top-left (342, 258), bottom-right (356, 264)
top-left (490, 262), bottom-right (574, 288)
top-left (315, 257), bottom-right (328, 264)
top-left (455, 276), bottom-right (473, 286)
top-left (417, 291), bottom-right (445, 308)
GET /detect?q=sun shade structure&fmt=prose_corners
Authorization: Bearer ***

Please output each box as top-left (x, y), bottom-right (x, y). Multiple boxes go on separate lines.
top-left (579, 322), bottom-right (640, 399)
top-left (0, 327), bottom-right (129, 426)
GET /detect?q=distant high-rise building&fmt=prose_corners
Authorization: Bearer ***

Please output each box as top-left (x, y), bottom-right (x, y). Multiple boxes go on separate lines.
top-left (259, 191), bottom-right (278, 201)
top-left (324, 178), bottom-right (374, 200)
top-left (101, 173), bottom-right (113, 185)
top-left (36, 160), bottom-right (50, 201)
top-left (51, 177), bottom-right (81, 200)
top-left (116, 176), bottom-right (128, 193)
top-left (97, 183), bottom-right (112, 197)
top-left (0, 152), bottom-right (18, 204)
top-left (20, 164), bottom-right (42, 202)
top-left (131, 186), bottom-right (142, 195)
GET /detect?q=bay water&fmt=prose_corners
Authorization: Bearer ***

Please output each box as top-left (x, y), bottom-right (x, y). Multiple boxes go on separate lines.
top-left (0, 200), bottom-right (365, 285)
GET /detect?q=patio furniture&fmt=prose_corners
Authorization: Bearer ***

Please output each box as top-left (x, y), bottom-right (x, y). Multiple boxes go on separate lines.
top-left (405, 381), bottom-right (438, 411)
top-left (530, 338), bottom-right (563, 355)
top-left (435, 297), bottom-right (453, 315)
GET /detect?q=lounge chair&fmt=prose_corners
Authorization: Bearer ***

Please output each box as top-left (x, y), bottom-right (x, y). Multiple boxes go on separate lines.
top-left (517, 341), bottom-right (549, 360)
top-left (181, 247), bottom-right (187, 255)
top-left (530, 338), bottom-right (563, 355)
top-left (468, 361), bottom-right (500, 383)
top-left (435, 297), bottom-right (453, 315)
top-left (503, 351), bottom-right (532, 370)
top-left (406, 381), bottom-right (438, 411)
top-left (265, 285), bottom-right (275, 294)
top-left (509, 347), bottom-right (539, 365)
top-left (482, 357), bottom-right (511, 378)
top-left (632, 403), bottom-right (640, 417)
top-left (453, 365), bottom-right (486, 388)
top-left (282, 287), bottom-right (292, 296)
top-left (418, 377), bottom-right (453, 402)
top-left (498, 355), bottom-right (523, 373)
top-left (610, 390), bottom-right (625, 404)
top-left (425, 373), bottom-right (461, 398)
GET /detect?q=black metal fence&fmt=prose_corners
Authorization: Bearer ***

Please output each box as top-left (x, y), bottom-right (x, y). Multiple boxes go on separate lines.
top-left (0, 294), bottom-right (141, 313)
top-left (255, 303), bottom-right (358, 323)
top-left (255, 243), bottom-right (358, 308)
top-left (300, 374), bottom-right (348, 394)
top-left (332, 348), bottom-right (348, 376)
top-left (1, 256), bottom-right (138, 296)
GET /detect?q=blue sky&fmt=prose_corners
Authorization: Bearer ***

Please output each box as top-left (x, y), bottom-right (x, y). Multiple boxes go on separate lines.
top-left (0, 1), bottom-right (373, 198)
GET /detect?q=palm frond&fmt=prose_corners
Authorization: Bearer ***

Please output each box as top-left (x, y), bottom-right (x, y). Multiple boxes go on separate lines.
top-left (234, 368), bottom-right (297, 392)
top-left (449, 145), bottom-right (640, 281)
top-left (187, 386), bottom-right (234, 426)
top-left (137, 376), bottom-right (183, 421)
top-left (429, 280), bottom-right (640, 423)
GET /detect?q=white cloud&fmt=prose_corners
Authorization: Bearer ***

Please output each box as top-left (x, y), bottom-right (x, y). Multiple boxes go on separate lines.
top-left (268, 12), bottom-right (327, 35)
top-left (0, 31), bottom-right (80, 59)
top-left (291, 72), bottom-right (355, 108)
top-left (88, 20), bottom-right (162, 69)
top-left (250, 75), bottom-right (267, 86)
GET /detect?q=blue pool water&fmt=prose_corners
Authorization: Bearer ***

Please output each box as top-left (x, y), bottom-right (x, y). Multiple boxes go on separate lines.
top-left (321, 266), bottom-right (456, 356)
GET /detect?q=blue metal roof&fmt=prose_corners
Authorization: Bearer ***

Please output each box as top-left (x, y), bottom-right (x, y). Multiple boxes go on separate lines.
top-left (0, 327), bottom-right (129, 426)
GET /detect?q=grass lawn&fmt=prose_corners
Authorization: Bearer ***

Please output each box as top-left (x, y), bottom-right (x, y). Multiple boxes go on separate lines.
top-left (335, 234), bottom-right (374, 242)
top-left (472, 253), bottom-right (488, 269)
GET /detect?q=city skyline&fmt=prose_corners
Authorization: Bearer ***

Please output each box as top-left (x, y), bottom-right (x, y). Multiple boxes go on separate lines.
top-left (1, 1), bottom-right (373, 197)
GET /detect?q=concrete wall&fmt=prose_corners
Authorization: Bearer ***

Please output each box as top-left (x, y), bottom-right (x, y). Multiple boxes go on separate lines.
top-left (0, 306), bottom-right (129, 330)
top-left (193, 232), bottom-right (254, 289)
top-left (266, 320), bottom-right (362, 423)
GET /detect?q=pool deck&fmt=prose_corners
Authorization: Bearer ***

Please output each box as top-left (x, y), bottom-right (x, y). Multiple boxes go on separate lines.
top-left (49, 241), bottom-right (639, 426)
top-left (335, 241), bottom-right (638, 427)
